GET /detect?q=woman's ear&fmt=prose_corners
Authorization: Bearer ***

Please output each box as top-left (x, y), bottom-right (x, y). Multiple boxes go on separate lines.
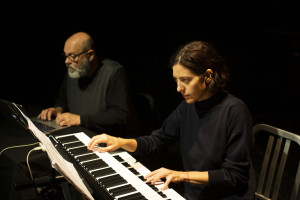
top-left (204, 69), bottom-right (213, 83)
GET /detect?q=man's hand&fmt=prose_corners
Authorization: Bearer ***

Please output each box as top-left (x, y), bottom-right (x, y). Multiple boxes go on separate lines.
top-left (38, 107), bottom-right (62, 121)
top-left (55, 112), bottom-right (80, 126)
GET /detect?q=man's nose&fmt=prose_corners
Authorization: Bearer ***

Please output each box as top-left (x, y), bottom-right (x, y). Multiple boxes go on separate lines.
top-left (65, 56), bottom-right (73, 64)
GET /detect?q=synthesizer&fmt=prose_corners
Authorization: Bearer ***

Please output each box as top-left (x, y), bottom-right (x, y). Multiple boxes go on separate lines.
top-left (50, 132), bottom-right (185, 200)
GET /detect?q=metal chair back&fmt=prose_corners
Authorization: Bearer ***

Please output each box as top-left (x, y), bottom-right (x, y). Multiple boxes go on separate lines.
top-left (253, 124), bottom-right (300, 200)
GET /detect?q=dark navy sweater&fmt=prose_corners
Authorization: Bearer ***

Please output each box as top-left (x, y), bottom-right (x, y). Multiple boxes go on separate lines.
top-left (136, 92), bottom-right (256, 200)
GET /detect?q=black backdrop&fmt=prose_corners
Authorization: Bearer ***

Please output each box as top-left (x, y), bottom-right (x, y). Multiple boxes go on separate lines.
top-left (1, 3), bottom-right (300, 133)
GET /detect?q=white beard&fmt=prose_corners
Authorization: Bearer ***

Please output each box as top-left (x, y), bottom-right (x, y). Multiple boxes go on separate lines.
top-left (67, 60), bottom-right (90, 79)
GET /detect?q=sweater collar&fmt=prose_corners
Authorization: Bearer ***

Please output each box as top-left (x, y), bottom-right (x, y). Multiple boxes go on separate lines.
top-left (195, 91), bottom-right (227, 117)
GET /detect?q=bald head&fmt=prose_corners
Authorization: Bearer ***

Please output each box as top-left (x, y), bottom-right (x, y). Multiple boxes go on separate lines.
top-left (64, 32), bottom-right (99, 78)
top-left (65, 32), bottom-right (95, 53)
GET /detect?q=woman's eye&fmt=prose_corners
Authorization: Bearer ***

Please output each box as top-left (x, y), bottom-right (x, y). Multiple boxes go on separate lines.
top-left (181, 78), bottom-right (190, 83)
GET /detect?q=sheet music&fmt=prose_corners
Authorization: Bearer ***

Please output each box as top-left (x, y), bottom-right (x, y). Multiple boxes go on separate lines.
top-left (15, 104), bottom-right (94, 200)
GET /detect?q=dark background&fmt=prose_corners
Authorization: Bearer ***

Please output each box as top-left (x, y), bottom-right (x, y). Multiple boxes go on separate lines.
top-left (1, 2), bottom-right (300, 134)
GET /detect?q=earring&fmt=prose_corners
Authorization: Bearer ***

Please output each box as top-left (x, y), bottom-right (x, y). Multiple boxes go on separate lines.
top-left (205, 76), bottom-right (211, 83)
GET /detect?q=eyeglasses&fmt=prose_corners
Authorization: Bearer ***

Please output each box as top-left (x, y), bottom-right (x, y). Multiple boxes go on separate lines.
top-left (63, 49), bottom-right (90, 62)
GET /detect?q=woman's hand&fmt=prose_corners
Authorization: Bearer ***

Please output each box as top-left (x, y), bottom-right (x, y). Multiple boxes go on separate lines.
top-left (144, 168), bottom-right (186, 191)
top-left (87, 134), bottom-right (138, 153)
top-left (87, 134), bottom-right (121, 153)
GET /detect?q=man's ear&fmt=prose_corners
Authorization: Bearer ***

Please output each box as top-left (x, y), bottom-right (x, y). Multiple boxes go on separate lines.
top-left (88, 49), bottom-right (95, 61)
top-left (204, 69), bottom-right (213, 83)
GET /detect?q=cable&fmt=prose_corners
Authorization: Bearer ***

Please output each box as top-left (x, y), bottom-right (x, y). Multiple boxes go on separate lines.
top-left (27, 148), bottom-right (37, 180)
top-left (0, 142), bottom-right (39, 157)
top-left (26, 143), bottom-right (46, 180)
top-left (38, 142), bottom-right (46, 152)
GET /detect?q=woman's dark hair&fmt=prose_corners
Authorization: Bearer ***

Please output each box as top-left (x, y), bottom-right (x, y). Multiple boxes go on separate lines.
top-left (169, 41), bottom-right (230, 93)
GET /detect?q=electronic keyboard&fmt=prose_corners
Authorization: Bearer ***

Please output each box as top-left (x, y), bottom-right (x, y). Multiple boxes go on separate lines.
top-left (50, 132), bottom-right (185, 200)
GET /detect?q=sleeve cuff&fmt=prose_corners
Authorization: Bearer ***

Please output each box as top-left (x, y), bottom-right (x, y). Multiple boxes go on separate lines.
top-left (208, 170), bottom-right (224, 186)
top-left (80, 115), bottom-right (88, 127)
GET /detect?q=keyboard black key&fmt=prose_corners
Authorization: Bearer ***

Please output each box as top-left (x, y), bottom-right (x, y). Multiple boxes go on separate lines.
top-left (105, 178), bottom-right (127, 188)
top-left (98, 174), bottom-right (123, 184)
top-left (121, 162), bottom-right (131, 168)
top-left (111, 185), bottom-right (137, 197)
top-left (145, 182), bottom-right (168, 198)
top-left (68, 146), bottom-right (91, 156)
top-left (118, 192), bottom-right (146, 200)
top-left (90, 167), bottom-right (116, 178)
top-left (109, 184), bottom-right (132, 192)
top-left (57, 135), bottom-right (79, 143)
top-left (113, 155), bottom-right (124, 162)
top-left (63, 141), bottom-right (85, 149)
top-left (158, 191), bottom-right (168, 198)
top-left (76, 153), bottom-right (99, 162)
top-left (147, 183), bottom-right (159, 192)
top-left (128, 168), bottom-right (140, 175)
top-left (101, 177), bottom-right (126, 189)
top-left (83, 159), bottom-right (108, 170)
top-left (98, 174), bottom-right (123, 185)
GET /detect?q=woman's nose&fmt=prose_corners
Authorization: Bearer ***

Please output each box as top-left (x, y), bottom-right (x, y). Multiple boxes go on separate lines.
top-left (177, 82), bottom-right (184, 92)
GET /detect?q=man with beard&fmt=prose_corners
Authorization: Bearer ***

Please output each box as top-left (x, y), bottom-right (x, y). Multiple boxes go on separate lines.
top-left (38, 32), bottom-right (139, 137)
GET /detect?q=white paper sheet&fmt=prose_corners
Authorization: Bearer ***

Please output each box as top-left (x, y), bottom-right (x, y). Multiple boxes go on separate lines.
top-left (15, 104), bottom-right (94, 200)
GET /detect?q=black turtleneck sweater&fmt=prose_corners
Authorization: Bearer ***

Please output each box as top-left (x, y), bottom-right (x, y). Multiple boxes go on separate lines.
top-left (136, 91), bottom-right (256, 200)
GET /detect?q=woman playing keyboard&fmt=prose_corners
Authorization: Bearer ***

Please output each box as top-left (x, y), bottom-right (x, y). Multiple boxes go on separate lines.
top-left (88, 41), bottom-right (256, 200)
